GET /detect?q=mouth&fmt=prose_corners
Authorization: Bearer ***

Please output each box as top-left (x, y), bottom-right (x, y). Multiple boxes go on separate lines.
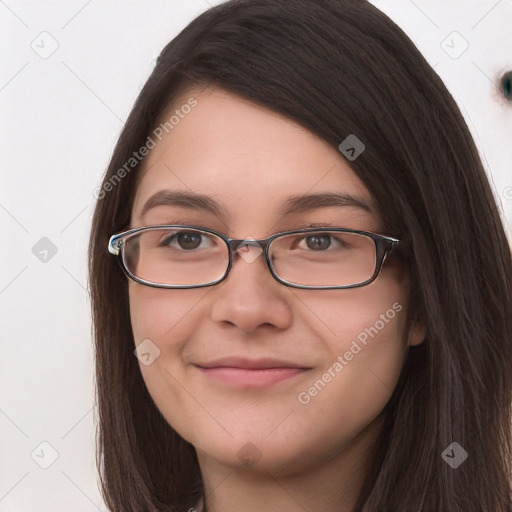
top-left (193, 357), bottom-right (312, 388)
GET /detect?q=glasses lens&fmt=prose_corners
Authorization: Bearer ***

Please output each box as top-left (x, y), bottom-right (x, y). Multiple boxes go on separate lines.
top-left (122, 228), bottom-right (229, 286)
top-left (270, 230), bottom-right (377, 287)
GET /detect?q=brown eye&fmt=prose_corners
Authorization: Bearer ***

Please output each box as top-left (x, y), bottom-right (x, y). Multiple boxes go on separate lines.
top-left (304, 234), bottom-right (331, 250)
top-left (160, 231), bottom-right (215, 251)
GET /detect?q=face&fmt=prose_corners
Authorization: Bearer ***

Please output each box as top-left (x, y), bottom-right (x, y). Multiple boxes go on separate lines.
top-left (128, 86), bottom-right (424, 477)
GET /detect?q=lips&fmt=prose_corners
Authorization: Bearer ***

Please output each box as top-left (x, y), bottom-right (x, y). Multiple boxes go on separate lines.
top-left (195, 357), bottom-right (311, 370)
top-left (194, 357), bottom-right (312, 387)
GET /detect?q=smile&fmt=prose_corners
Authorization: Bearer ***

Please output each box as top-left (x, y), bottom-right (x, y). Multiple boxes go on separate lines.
top-left (194, 357), bottom-right (312, 387)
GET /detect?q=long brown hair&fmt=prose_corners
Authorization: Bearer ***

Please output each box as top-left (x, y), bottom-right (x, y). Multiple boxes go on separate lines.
top-left (88, 0), bottom-right (512, 510)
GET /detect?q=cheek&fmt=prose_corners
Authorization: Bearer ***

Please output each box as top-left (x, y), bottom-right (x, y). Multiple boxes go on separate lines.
top-left (287, 303), bottom-right (408, 466)
top-left (128, 284), bottom-right (207, 405)
top-left (128, 283), bottom-right (208, 347)
top-left (128, 284), bottom-right (211, 442)
top-left (291, 274), bottom-right (409, 423)
top-left (295, 264), bottom-right (408, 347)
top-left (297, 302), bottom-right (408, 408)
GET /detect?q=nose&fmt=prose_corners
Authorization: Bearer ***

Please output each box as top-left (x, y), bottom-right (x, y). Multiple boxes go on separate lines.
top-left (209, 243), bottom-right (293, 333)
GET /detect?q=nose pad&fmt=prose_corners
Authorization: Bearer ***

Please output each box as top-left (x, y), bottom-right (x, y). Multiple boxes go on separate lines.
top-left (233, 238), bottom-right (265, 265)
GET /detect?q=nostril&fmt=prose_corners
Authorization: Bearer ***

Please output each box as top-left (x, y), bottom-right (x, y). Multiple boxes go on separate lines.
top-left (499, 70), bottom-right (512, 102)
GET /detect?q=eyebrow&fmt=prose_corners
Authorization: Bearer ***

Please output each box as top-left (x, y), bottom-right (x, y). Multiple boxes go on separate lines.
top-left (280, 192), bottom-right (371, 215)
top-left (140, 190), bottom-right (228, 219)
top-left (139, 190), bottom-right (371, 220)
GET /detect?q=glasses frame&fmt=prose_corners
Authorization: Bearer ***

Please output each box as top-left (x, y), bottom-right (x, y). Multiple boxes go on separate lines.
top-left (108, 224), bottom-right (400, 290)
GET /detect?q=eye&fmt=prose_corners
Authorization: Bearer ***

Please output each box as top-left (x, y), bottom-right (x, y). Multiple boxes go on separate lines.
top-left (296, 233), bottom-right (346, 251)
top-left (160, 230), bottom-right (216, 251)
top-left (301, 234), bottom-right (331, 250)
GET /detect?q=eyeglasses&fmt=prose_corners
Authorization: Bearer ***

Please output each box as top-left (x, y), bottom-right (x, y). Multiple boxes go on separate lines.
top-left (107, 225), bottom-right (400, 290)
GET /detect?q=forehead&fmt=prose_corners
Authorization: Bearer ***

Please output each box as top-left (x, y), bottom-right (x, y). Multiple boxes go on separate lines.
top-left (131, 87), bottom-right (377, 231)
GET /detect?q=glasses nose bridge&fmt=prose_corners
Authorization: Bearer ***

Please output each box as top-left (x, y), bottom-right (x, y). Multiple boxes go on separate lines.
top-left (226, 236), bottom-right (272, 256)
top-left (224, 237), bottom-right (273, 280)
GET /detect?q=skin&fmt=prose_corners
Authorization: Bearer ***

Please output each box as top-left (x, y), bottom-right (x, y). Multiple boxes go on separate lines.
top-left (128, 86), bottom-right (425, 512)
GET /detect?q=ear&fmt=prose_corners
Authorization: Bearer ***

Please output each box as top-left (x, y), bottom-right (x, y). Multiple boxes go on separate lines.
top-left (407, 321), bottom-right (426, 347)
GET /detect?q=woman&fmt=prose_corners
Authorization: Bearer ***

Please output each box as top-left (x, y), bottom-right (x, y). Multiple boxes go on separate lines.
top-left (88, 0), bottom-right (512, 510)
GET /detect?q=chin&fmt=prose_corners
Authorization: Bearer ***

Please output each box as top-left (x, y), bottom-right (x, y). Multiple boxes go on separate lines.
top-left (194, 430), bottom-right (326, 477)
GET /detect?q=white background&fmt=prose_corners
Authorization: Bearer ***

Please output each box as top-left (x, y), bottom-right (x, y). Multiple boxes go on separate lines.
top-left (1, 1), bottom-right (511, 510)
